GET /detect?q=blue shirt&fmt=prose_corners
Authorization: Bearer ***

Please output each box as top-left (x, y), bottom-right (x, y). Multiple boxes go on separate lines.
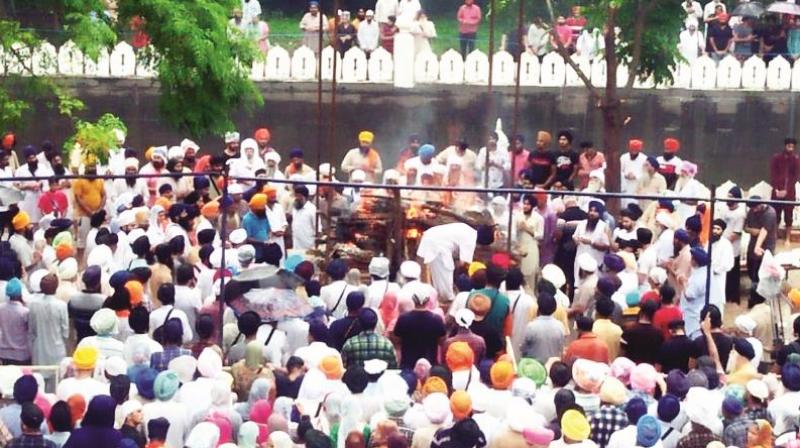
top-left (242, 211), bottom-right (271, 242)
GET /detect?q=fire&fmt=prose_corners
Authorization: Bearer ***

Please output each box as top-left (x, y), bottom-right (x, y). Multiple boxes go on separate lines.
top-left (406, 228), bottom-right (421, 239)
top-left (406, 204), bottom-right (420, 220)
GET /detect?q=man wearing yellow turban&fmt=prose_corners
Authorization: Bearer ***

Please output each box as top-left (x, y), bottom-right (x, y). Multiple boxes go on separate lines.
top-left (9, 211), bottom-right (36, 271)
top-left (242, 193), bottom-right (271, 263)
top-left (341, 130), bottom-right (383, 182)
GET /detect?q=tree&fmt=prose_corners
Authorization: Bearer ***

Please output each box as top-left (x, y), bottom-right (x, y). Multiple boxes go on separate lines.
top-left (0, 0), bottom-right (262, 137)
top-left (544, 0), bottom-right (684, 197)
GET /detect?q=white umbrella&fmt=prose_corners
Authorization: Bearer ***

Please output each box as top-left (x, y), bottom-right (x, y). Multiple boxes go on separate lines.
top-left (767, 1), bottom-right (800, 15)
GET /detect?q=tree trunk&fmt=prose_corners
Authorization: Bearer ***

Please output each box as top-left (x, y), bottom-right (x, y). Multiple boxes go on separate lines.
top-left (603, 8), bottom-right (623, 211)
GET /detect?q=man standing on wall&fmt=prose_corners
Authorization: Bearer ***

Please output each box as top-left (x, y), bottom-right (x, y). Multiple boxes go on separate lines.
top-left (770, 137), bottom-right (800, 246)
top-left (457, 0), bottom-right (482, 57)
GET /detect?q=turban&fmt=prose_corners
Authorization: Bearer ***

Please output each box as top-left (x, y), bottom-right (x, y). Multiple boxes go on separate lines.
top-left (666, 370), bottom-right (689, 399)
top-left (293, 261), bottom-right (314, 281)
top-left (418, 144), bottom-right (435, 158)
top-left (610, 357), bottom-right (635, 385)
top-left (320, 356), bottom-right (343, 380)
top-left (238, 245), bottom-right (256, 263)
top-left (445, 342), bottom-right (474, 372)
top-left (326, 258), bottom-right (348, 278)
top-left (734, 338), bottom-right (756, 360)
top-left (636, 415), bottom-right (662, 447)
top-left (422, 377), bottom-right (448, 395)
top-left (657, 393), bottom-right (681, 422)
top-left (680, 161), bottom-right (697, 177)
top-left (1, 133), bottom-right (14, 149)
top-left (599, 377), bottom-right (627, 405)
top-left (201, 201), bottom-right (220, 218)
top-left (169, 146), bottom-right (185, 161)
top-left (685, 215), bottom-right (702, 232)
top-left (289, 147), bottom-right (304, 159)
top-left (685, 387), bottom-right (723, 434)
top-left (722, 396), bottom-right (743, 416)
top-left (124, 158), bottom-right (139, 170)
top-left (193, 176), bottom-right (210, 190)
top-left (782, 363), bottom-right (800, 391)
top-left (125, 280), bottom-right (144, 307)
top-left (561, 409), bottom-right (590, 441)
top-left (136, 368), bottom-right (158, 400)
top-left (23, 145), bottom-right (36, 158)
top-left (746, 379), bottom-right (769, 400)
top-left (468, 261), bottom-right (486, 277)
top-left (13, 375), bottom-right (37, 404)
top-left (588, 200), bottom-right (605, 215)
top-left (154, 371), bottom-right (181, 401)
top-left (73, 346), bottom-right (99, 370)
top-left (254, 128), bottom-right (270, 140)
top-left (224, 132), bottom-right (240, 144)
top-left (789, 288), bottom-right (800, 308)
top-left (687, 369), bottom-right (709, 388)
top-left (423, 393), bottom-right (451, 424)
top-left (541, 264), bottom-right (566, 288)
top-left (263, 186), bottom-right (277, 200)
top-left (197, 347), bottom-right (223, 379)
top-left (674, 229), bottom-right (690, 244)
top-left (523, 427), bottom-right (555, 446)
top-left (12, 212), bottom-right (30, 231)
top-left (265, 151), bottom-right (281, 164)
top-left (603, 254), bottom-right (625, 273)
top-left (625, 290), bottom-right (641, 307)
top-left (358, 131), bottom-right (374, 144)
top-left (152, 146), bottom-right (168, 162)
top-left (572, 359), bottom-right (609, 394)
top-left (517, 358), bottom-right (547, 386)
top-left (450, 391), bottom-right (472, 420)
top-left (490, 360), bottom-right (515, 390)
top-left (400, 260), bottom-right (421, 279)
top-left (490, 253), bottom-right (511, 270)
top-left (628, 139), bottom-right (643, 151)
top-left (625, 398), bottom-right (648, 424)
top-left (5, 278), bottom-right (22, 299)
top-left (646, 156), bottom-right (659, 170)
top-left (350, 169), bottom-right (366, 182)
top-left (729, 185), bottom-right (743, 198)
top-left (90, 308), bottom-right (118, 335)
top-left (663, 138), bottom-right (680, 152)
top-left (468, 293), bottom-right (491, 318)
top-left (577, 253), bottom-right (598, 273)
top-left (597, 276), bottom-right (618, 297)
top-left (690, 247), bottom-right (709, 266)
top-left (368, 257), bottom-right (390, 279)
top-left (630, 363), bottom-right (658, 394)
top-left (249, 193), bottom-right (267, 211)
top-left (155, 196), bottom-right (172, 211)
top-left (537, 131), bottom-right (552, 146)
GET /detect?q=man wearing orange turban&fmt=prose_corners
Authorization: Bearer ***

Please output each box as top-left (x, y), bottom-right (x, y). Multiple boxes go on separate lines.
top-left (341, 131), bottom-right (383, 182)
top-left (253, 128), bottom-right (276, 158)
top-left (263, 186), bottom-right (287, 256)
top-left (242, 193), bottom-right (271, 263)
top-left (657, 137), bottom-right (683, 190)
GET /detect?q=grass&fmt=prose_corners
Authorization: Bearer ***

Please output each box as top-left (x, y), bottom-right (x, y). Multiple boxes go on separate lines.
top-left (263, 9), bottom-right (513, 56)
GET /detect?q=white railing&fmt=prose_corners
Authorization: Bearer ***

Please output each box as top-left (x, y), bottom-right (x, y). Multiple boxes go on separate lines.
top-left (3, 39), bottom-right (800, 91)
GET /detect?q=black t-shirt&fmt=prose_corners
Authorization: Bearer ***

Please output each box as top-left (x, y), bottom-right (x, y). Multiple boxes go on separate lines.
top-left (658, 335), bottom-right (698, 373)
top-left (622, 323), bottom-right (664, 365)
top-left (693, 332), bottom-right (734, 368)
top-left (394, 310), bottom-right (447, 369)
top-left (707, 22), bottom-right (733, 51)
top-left (329, 316), bottom-right (362, 351)
top-left (776, 339), bottom-right (800, 366)
top-left (275, 371), bottom-right (304, 399)
top-left (470, 320), bottom-right (504, 360)
top-left (553, 149), bottom-right (579, 187)
top-left (526, 150), bottom-right (556, 186)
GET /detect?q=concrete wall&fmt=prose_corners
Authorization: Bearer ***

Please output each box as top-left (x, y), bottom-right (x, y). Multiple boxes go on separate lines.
top-left (13, 78), bottom-right (800, 187)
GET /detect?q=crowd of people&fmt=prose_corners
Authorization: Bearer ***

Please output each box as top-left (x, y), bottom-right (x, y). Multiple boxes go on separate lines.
top-left (0, 120), bottom-right (800, 448)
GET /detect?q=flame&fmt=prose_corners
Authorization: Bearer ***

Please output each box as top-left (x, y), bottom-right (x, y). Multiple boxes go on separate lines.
top-left (406, 204), bottom-right (421, 220)
top-left (406, 228), bottom-right (421, 239)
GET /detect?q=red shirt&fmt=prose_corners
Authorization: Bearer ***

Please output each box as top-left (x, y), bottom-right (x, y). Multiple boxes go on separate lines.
top-left (563, 333), bottom-right (609, 364)
top-left (653, 305), bottom-right (684, 339)
top-left (37, 190), bottom-right (69, 216)
top-left (770, 151), bottom-right (800, 197)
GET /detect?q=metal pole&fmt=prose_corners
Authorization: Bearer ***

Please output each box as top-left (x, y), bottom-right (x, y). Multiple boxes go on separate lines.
top-left (218, 165), bottom-right (229, 347)
top-left (327, 0), bottom-right (340, 255)
top-left (506, 0), bottom-right (525, 254)
top-left (705, 185), bottom-right (716, 306)
top-left (488, 0), bottom-right (496, 93)
top-left (315, 1), bottom-right (324, 240)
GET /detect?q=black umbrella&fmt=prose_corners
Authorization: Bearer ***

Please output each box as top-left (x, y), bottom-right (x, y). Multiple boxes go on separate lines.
top-left (732, 1), bottom-right (766, 17)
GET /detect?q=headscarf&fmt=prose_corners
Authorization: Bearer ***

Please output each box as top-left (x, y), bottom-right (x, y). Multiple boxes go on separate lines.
top-left (185, 421), bottom-right (221, 448)
top-left (249, 399), bottom-right (272, 443)
top-left (749, 419), bottom-right (774, 448)
top-left (337, 396), bottom-right (365, 448)
top-left (82, 395), bottom-right (117, 428)
top-left (67, 394), bottom-right (86, 426)
top-left (238, 421), bottom-right (259, 448)
top-left (237, 378), bottom-right (272, 421)
top-left (378, 292), bottom-right (399, 333)
top-left (244, 340), bottom-right (263, 369)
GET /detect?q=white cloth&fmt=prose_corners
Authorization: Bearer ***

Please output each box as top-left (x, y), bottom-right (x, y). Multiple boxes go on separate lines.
top-left (606, 425), bottom-right (638, 448)
top-left (721, 205), bottom-right (746, 257)
top-left (683, 0), bottom-right (703, 24)
top-left (506, 289), bottom-right (535, 358)
top-left (14, 163), bottom-right (54, 223)
top-left (680, 267), bottom-right (707, 338)
top-left (9, 234), bottom-right (34, 269)
top-left (175, 285), bottom-right (203, 340)
top-left (573, 219), bottom-right (610, 286)
top-left (366, 280), bottom-right (401, 309)
top-left (396, 0), bottom-right (421, 23)
top-left (77, 335), bottom-right (125, 360)
top-left (241, 0), bottom-right (262, 25)
top-left (122, 333), bottom-right (163, 365)
top-left (708, 237), bottom-right (733, 314)
top-left (679, 29), bottom-right (705, 62)
top-left (411, 19), bottom-right (437, 54)
top-left (417, 223), bottom-right (477, 301)
top-left (768, 390), bottom-right (800, 435)
top-left (265, 203), bottom-right (288, 256)
top-left (620, 152), bottom-right (647, 208)
top-left (404, 157), bottom-right (446, 184)
top-left (56, 377), bottom-right (108, 402)
top-left (143, 400), bottom-right (191, 448)
top-left (321, 280), bottom-right (360, 319)
top-left (291, 202), bottom-right (317, 251)
top-left (357, 20), bottom-right (380, 51)
top-left (475, 146), bottom-right (510, 190)
top-left (374, 0), bottom-right (398, 24)
top-left (295, 341), bottom-right (340, 370)
top-left (149, 305), bottom-right (194, 343)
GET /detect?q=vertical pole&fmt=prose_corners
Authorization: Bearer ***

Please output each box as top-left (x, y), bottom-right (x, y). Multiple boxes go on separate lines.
top-left (488, 0), bottom-right (496, 94)
top-left (218, 166), bottom-right (229, 347)
top-left (315, 2), bottom-right (324, 243)
top-left (705, 185), bottom-right (716, 306)
top-left (327, 0), bottom-right (340, 254)
top-left (506, 0), bottom-right (525, 254)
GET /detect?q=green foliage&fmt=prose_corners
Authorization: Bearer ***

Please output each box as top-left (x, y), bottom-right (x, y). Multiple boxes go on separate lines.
top-left (64, 113), bottom-right (126, 166)
top-left (62, 0), bottom-right (118, 60)
top-left (117, 0), bottom-right (264, 137)
top-left (583, 0), bottom-right (684, 85)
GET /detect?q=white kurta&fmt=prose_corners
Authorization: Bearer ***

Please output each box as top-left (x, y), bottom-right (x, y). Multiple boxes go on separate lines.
top-left (620, 152), bottom-right (647, 208)
top-left (475, 146), bottom-right (510, 190)
top-left (573, 219), bottom-right (610, 286)
top-left (265, 203), bottom-right (288, 256)
top-left (680, 266), bottom-right (707, 338)
top-left (291, 202), bottom-right (317, 252)
top-left (417, 223), bottom-right (477, 302)
top-left (515, 211), bottom-right (544, 283)
top-left (14, 164), bottom-right (54, 223)
top-left (708, 237), bottom-right (734, 316)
